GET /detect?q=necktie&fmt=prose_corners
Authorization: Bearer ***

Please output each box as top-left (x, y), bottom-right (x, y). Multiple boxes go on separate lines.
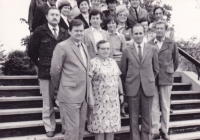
top-left (138, 45), bottom-right (142, 63)
top-left (53, 28), bottom-right (57, 39)
top-left (78, 43), bottom-right (87, 67)
top-left (134, 8), bottom-right (139, 22)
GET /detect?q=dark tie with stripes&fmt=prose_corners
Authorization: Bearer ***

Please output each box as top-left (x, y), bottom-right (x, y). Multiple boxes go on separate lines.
top-left (138, 45), bottom-right (142, 63)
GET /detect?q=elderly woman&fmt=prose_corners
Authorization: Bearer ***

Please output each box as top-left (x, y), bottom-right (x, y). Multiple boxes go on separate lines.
top-left (88, 40), bottom-right (124, 140)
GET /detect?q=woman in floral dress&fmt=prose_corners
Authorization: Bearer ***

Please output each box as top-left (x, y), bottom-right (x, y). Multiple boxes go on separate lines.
top-left (87, 40), bottom-right (124, 140)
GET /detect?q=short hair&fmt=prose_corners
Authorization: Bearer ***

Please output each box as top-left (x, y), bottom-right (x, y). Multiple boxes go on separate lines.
top-left (96, 40), bottom-right (110, 50)
top-left (106, 0), bottom-right (117, 5)
top-left (154, 21), bottom-right (168, 30)
top-left (131, 23), bottom-right (145, 33)
top-left (139, 18), bottom-right (150, 26)
top-left (116, 4), bottom-right (129, 16)
top-left (89, 9), bottom-right (103, 21)
top-left (104, 16), bottom-right (118, 30)
top-left (69, 19), bottom-right (84, 31)
top-left (57, 0), bottom-right (72, 10)
top-left (77, 0), bottom-right (90, 8)
top-left (46, 7), bottom-right (60, 15)
top-left (153, 6), bottom-right (165, 15)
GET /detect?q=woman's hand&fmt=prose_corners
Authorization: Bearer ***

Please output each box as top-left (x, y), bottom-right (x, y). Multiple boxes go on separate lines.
top-left (119, 95), bottom-right (124, 104)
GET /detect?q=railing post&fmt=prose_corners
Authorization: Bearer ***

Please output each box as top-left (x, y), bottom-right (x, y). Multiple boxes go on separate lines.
top-left (196, 66), bottom-right (200, 80)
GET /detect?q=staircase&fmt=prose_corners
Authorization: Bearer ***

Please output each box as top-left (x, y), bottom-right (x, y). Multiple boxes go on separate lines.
top-left (0, 71), bottom-right (200, 140)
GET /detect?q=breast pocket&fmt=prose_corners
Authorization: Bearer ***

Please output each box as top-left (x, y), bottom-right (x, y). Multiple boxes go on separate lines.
top-left (41, 39), bottom-right (51, 52)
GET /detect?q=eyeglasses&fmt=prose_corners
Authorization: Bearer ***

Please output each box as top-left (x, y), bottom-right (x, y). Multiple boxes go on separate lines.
top-left (99, 48), bottom-right (110, 51)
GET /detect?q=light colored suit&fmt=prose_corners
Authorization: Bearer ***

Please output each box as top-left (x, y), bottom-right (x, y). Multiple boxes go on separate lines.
top-left (50, 37), bottom-right (91, 140)
top-left (83, 27), bottom-right (110, 59)
top-left (121, 43), bottom-right (159, 140)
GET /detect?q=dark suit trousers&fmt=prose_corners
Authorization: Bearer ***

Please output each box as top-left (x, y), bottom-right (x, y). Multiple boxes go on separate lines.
top-left (59, 100), bottom-right (87, 140)
top-left (128, 85), bottom-right (153, 140)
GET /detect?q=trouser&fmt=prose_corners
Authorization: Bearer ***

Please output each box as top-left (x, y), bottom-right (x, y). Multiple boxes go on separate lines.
top-left (151, 85), bottom-right (172, 133)
top-left (128, 85), bottom-right (153, 140)
top-left (59, 100), bottom-right (87, 140)
top-left (39, 79), bottom-right (56, 132)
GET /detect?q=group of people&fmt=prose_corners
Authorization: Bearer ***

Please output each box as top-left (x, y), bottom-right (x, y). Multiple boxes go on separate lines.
top-left (27, 0), bottom-right (179, 140)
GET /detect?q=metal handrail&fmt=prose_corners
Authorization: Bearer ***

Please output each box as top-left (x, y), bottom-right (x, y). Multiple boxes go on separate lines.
top-left (178, 47), bottom-right (200, 80)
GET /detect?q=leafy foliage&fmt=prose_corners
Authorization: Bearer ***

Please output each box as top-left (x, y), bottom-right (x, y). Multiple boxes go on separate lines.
top-left (1, 50), bottom-right (36, 75)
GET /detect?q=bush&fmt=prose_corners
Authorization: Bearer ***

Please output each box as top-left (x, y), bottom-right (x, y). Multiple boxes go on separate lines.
top-left (1, 50), bottom-right (36, 75)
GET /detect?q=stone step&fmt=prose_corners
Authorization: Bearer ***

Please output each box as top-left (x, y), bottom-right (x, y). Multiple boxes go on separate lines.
top-left (173, 75), bottom-right (182, 83)
top-left (0, 76), bottom-right (38, 86)
top-left (171, 91), bottom-right (200, 100)
top-left (172, 83), bottom-right (191, 91)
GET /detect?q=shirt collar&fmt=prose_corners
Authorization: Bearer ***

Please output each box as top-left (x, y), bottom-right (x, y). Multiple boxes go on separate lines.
top-left (47, 1), bottom-right (51, 7)
top-left (82, 13), bottom-right (89, 17)
top-left (132, 6), bottom-right (140, 12)
top-left (61, 14), bottom-right (68, 20)
top-left (48, 23), bottom-right (59, 31)
top-left (107, 30), bottom-right (120, 36)
top-left (91, 26), bottom-right (102, 32)
top-left (134, 40), bottom-right (144, 48)
top-left (154, 37), bottom-right (165, 44)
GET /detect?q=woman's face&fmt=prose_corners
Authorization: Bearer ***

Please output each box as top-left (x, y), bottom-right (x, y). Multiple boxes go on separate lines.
top-left (98, 42), bottom-right (111, 59)
top-left (91, 0), bottom-right (101, 10)
top-left (60, 6), bottom-right (71, 17)
top-left (79, 1), bottom-right (89, 13)
top-left (107, 20), bottom-right (117, 32)
top-left (117, 11), bottom-right (128, 23)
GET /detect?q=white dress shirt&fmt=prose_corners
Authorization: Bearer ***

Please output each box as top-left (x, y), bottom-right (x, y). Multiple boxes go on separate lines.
top-left (74, 41), bottom-right (87, 67)
top-left (48, 24), bottom-right (59, 37)
top-left (154, 37), bottom-right (165, 50)
top-left (61, 14), bottom-right (69, 27)
top-left (91, 27), bottom-right (103, 49)
top-left (134, 41), bottom-right (144, 55)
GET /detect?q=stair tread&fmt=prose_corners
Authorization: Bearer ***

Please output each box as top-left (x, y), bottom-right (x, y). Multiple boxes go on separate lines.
top-left (173, 83), bottom-right (191, 86)
top-left (1, 117), bottom-right (200, 130)
top-left (169, 131), bottom-right (200, 140)
top-left (0, 96), bottom-right (42, 102)
top-left (0, 76), bottom-right (38, 79)
top-left (171, 91), bottom-right (200, 94)
top-left (171, 99), bottom-right (200, 104)
top-left (0, 86), bottom-right (39, 90)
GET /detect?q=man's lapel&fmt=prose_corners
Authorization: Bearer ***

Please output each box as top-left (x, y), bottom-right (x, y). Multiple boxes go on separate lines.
top-left (130, 7), bottom-right (137, 21)
top-left (130, 43), bottom-right (140, 63)
top-left (70, 38), bottom-right (87, 69)
top-left (159, 38), bottom-right (171, 53)
top-left (141, 43), bottom-right (150, 65)
top-left (43, 24), bottom-right (57, 40)
top-left (57, 26), bottom-right (65, 41)
top-left (88, 28), bottom-right (96, 49)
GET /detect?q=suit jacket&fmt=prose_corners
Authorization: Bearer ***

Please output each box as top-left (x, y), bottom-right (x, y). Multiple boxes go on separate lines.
top-left (121, 43), bottom-right (159, 97)
top-left (75, 14), bottom-right (90, 29)
top-left (83, 27), bottom-right (110, 59)
top-left (50, 37), bottom-right (90, 104)
top-left (28, 24), bottom-right (70, 79)
top-left (32, 3), bottom-right (49, 32)
top-left (128, 6), bottom-right (150, 28)
top-left (59, 17), bottom-right (70, 30)
top-left (148, 37), bottom-right (179, 86)
top-left (28, 0), bottom-right (46, 32)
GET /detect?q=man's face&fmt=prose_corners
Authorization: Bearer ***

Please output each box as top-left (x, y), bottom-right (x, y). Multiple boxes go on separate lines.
top-left (132, 26), bottom-right (144, 44)
top-left (155, 23), bottom-right (166, 38)
top-left (60, 6), bottom-right (71, 17)
top-left (79, 1), bottom-right (89, 13)
top-left (91, 0), bottom-right (101, 10)
top-left (130, 0), bottom-right (140, 8)
top-left (48, 0), bottom-right (57, 6)
top-left (46, 9), bottom-right (60, 26)
top-left (90, 14), bottom-right (102, 28)
top-left (140, 21), bottom-right (148, 32)
top-left (69, 25), bottom-right (84, 42)
top-left (108, 2), bottom-right (117, 11)
top-left (154, 8), bottom-right (164, 21)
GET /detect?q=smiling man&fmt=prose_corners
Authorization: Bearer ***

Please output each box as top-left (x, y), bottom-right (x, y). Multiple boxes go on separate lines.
top-left (121, 23), bottom-right (159, 140)
top-left (28, 7), bottom-right (69, 137)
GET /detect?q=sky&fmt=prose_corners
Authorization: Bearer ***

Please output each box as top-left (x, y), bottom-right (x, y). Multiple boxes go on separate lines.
top-left (0, 0), bottom-right (200, 54)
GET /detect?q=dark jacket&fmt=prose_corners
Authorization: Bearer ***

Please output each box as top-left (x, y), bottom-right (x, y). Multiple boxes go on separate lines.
top-left (59, 17), bottom-right (70, 30)
top-left (32, 3), bottom-right (49, 32)
top-left (28, 0), bottom-right (46, 32)
top-left (75, 14), bottom-right (90, 29)
top-left (148, 37), bottom-right (179, 86)
top-left (28, 24), bottom-right (70, 79)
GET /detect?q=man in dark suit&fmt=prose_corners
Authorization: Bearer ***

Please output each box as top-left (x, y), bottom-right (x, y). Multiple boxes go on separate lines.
top-left (121, 23), bottom-right (159, 140)
top-left (148, 21), bottom-right (179, 140)
top-left (28, 7), bottom-right (69, 137)
top-left (32, 0), bottom-right (57, 32)
top-left (28, 0), bottom-right (47, 32)
top-left (128, 0), bottom-right (150, 28)
top-left (50, 19), bottom-right (94, 140)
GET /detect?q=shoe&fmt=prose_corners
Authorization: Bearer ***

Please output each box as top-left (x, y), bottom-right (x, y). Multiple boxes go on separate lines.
top-left (53, 99), bottom-right (59, 108)
top-left (161, 132), bottom-right (170, 140)
top-left (151, 133), bottom-right (160, 140)
top-left (121, 112), bottom-right (127, 117)
top-left (170, 109), bottom-right (173, 114)
top-left (46, 131), bottom-right (54, 137)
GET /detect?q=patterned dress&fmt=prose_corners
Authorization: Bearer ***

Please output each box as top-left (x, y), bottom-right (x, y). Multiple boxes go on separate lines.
top-left (87, 57), bottom-right (121, 133)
